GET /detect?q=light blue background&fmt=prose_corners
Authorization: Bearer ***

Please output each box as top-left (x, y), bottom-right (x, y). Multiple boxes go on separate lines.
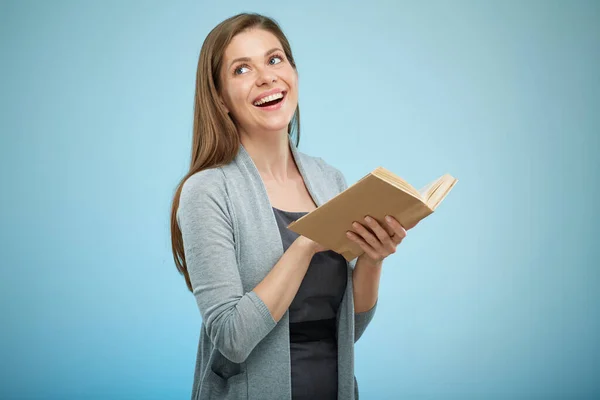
top-left (1, 1), bottom-right (599, 399)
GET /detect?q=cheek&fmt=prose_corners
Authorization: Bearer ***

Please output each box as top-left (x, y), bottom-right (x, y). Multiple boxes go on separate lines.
top-left (222, 89), bottom-right (247, 116)
top-left (222, 76), bottom-right (248, 98)
top-left (287, 71), bottom-right (298, 91)
top-left (226, 86), bottom-right (244, 105)
top-left (285, 72), bottom-right (299, 101)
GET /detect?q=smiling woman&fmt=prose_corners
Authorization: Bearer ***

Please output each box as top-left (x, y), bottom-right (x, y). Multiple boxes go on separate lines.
top-left (217, 28), bottom-right (298, 134)
top-left (170, 12), bottom-right (399, 400)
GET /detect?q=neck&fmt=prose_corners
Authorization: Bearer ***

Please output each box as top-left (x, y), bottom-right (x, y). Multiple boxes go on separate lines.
top-left (240, 129), bottom-right (295, 184)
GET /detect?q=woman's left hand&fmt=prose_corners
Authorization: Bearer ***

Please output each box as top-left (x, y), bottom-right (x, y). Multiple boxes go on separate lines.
top-left (345, 215), bottom-right (410, 265)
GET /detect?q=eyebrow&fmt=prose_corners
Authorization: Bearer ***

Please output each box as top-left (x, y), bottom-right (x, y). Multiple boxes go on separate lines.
top-left (228, 47), bottom-right (283, 70)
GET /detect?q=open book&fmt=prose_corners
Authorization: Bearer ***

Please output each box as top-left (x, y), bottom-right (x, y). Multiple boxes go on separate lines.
top-left (287, 167), bottom-right (458, 261)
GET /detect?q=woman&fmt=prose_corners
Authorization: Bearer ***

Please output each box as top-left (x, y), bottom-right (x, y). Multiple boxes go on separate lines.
top-left (170, 13), bottom-right (408, 400)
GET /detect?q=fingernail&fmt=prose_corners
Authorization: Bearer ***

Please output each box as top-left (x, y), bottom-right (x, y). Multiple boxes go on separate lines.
top-left (385, 215), bottom-right (393, 222)
top-left (364, 216), bottom-right (372, 223)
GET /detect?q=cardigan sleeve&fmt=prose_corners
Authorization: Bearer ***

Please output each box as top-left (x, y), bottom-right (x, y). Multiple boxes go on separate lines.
top-left (316, 158), bottom-right (379, 342)
top-left (354, 298), bottom-right (378, 342)
top-left (177, 169), bottom-right (277, 363)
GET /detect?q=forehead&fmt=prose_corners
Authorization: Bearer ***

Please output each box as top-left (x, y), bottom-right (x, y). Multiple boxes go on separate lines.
top-left (224, 29), bottom-right (283, 60)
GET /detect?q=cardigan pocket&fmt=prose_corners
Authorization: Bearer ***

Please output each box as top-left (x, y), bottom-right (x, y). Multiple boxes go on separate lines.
top-left (202, 367), bottom-right (247, 400)
top-left (211, 352), bottom-right (243, 380)
top-left (199, 352), bottom-right (247, 400)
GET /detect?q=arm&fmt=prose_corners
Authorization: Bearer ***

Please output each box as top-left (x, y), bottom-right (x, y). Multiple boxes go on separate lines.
top-left (352, 257), bottom-right (380, 342)
top-left (317, 160), bottom-right (380, 341)
top-left (353, 257), bottom-right (382, 313)
top-left (347, 209), bottom-right (408, 342)
top-left (253, 236), bottom-right (319, 322)
top-left (178, 171), bottom-right (319, 363)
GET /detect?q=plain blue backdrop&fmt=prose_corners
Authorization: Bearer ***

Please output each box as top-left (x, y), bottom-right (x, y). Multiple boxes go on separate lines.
top-left (1, 1), bottom-right (599, 399)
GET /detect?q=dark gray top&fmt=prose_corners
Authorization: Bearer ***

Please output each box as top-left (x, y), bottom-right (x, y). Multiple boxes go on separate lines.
top-left (272, 207), bottom-right (348, 400)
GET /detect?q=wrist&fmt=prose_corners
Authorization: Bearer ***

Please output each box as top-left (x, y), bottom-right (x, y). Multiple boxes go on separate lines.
top-left (296, 236), bottom-right (318, 256)
top-left (357, 255), bottom-right (383, 269)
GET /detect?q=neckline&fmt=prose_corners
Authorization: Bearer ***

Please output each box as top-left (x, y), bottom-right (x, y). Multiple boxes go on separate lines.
top-left (272, 206), bottom-right (310, 215)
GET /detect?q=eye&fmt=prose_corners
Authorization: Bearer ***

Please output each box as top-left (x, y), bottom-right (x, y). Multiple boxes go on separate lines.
top-left (269, 54), bottom-right (284, 65)
top-left (234, 64), bottom-right (250, 75)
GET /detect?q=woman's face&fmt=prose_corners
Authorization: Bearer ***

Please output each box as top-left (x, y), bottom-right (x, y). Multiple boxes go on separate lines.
top-left (219, 28), bottom-right (298, 136)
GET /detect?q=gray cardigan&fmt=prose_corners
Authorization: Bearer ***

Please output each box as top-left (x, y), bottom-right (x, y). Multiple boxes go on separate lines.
top-left (177, 136), bottom-right (377, 399)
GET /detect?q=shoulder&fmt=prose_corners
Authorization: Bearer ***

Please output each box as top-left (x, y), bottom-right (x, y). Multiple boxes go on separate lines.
top-left (177, 167), bottom-right (229, 219)
top-left (181, 167), bottom-right (226, 197)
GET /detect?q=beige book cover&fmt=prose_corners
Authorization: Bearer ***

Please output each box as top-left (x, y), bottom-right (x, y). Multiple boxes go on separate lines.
top-left (287, 167), bottom-right (458, 261)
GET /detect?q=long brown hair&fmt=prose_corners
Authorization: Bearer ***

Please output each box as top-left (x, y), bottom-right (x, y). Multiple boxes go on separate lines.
top-left (171, 13), bottom-right (301, 291)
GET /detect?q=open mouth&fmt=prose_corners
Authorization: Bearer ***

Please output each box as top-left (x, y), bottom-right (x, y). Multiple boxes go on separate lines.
top-left (253, 91), bottom-right (286, 108)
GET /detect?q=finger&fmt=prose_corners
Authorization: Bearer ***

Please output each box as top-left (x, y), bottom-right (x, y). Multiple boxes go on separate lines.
top-left (363, 216), bottom-right (396, 253)
top-left (392, 227), bottom-right (407, 245)
top-left (351, 221), bottom-right (383, 252)
top-left (346, 231), bottom-right (380, 261)
top-left (385, 215), bottom-right (407, 243)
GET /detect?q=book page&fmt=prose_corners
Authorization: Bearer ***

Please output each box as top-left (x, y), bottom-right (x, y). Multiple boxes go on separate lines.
top-left (418, 177), bottom-right (439, 200)
top-left (426, 174), bottom-right (458, 210)
top-left (372, 167), bottom-right (422, 200)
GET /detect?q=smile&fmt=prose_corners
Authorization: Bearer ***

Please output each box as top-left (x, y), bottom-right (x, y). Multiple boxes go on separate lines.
top-left (253, 91), bottom-right (287, 109)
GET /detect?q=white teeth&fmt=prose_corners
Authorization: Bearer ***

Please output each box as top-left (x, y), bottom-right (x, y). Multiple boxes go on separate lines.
top-left (253, 92), bottom-right (284, 106)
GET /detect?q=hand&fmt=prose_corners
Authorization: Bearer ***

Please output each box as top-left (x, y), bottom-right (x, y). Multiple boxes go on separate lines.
top-left (346, 215), bottom-right (412, 264)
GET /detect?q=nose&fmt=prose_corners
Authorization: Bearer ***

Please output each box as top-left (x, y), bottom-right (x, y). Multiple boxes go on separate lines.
top-left (255, 66), bottom-right (277, 86)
